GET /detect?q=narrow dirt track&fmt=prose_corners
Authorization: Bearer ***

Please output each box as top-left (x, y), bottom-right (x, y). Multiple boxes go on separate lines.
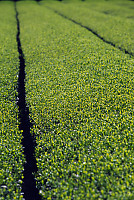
top-left (15, 2), bottom-right (41, 200)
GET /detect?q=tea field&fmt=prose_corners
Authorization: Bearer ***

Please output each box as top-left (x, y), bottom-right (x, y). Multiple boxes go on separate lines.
top-left (45, 0), bottom-right (134, 56)
top-left (0, 0), bottom-right (134, 199)
top-left (0, 2), bottom-right (24, 200)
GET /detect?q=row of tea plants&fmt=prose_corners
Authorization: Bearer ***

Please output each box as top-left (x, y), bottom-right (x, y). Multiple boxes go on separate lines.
top-left (18, 1), bottom-right (134, 199)
top-left (44, 0), bottom-right (134, 56)
top-left (0, 2), bottom-right (24, 199)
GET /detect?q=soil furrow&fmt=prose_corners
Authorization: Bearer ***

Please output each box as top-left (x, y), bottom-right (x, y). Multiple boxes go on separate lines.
top-left (15, 2), bottom-right (41, 200)
top-left (48, 7), bottom-right (133, 57)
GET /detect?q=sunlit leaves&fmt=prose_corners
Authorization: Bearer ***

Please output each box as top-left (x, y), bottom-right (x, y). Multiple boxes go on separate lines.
top-left (0, 2), bottom-right (24, 199)
top-left (45, 0), bottom-right (134, 56)
top-left (18, 1), bottom-right (134, 199)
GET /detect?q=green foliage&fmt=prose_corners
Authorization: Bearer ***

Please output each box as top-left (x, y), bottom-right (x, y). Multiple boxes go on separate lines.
top-left (44, 0), bottom-right (134, 56)
top-left (0, 2), bottom-right (24, 199)
top-left (18, 1), bottom-right (134, 199)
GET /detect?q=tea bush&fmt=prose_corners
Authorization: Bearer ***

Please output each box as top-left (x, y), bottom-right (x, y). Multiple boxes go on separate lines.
top-left (44, 0), bottom-right (134, 56)
top-left (18, 1), bottom-right (134, 199)
top-left (0, 2), bottom-right (24, 199)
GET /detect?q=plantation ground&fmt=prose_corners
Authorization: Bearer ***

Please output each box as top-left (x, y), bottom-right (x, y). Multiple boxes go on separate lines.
top-left (0, 0), bottom-right (134, 199)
